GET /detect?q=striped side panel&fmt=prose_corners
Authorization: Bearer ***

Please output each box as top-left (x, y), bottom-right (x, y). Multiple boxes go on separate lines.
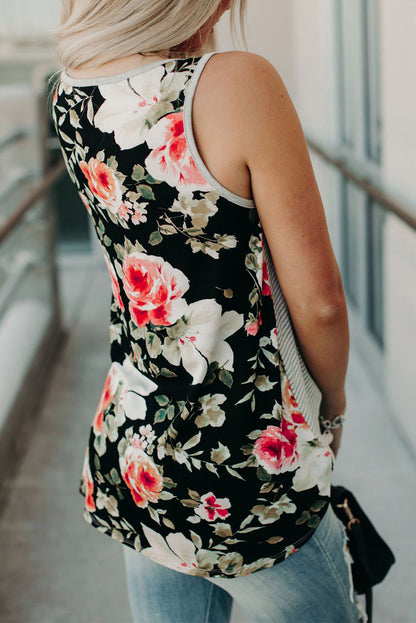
top-left (263, 232), bottom-right (323, 440)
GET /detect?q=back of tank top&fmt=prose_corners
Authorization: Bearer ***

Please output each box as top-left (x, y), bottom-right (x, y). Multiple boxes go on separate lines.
top-left (52, 51), bottom-right (334, 578)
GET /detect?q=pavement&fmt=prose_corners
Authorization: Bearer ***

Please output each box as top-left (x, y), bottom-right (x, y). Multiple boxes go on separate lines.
top-left (0, 253), bottom-right (414, 623)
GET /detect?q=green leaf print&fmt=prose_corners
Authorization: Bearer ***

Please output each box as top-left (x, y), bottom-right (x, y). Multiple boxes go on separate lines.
top-left (160, 367), bottom-right (178, 378)
top-left (295, 511), bottom-right (310, 525)
top-left (137, 184), bottom-right (155, 201)
top-left (145, 332), bottom-right (162, 357)
top-left (155, 395), bottom-right (170, 406)
top-left (310, 499), bottom-right (327, 512)
top-left (256, 466), bottom-right (271, 481)
top-left (132, 164), bottom-right (145, 182)
top-left (108, 468), bottom-right (121, 485)
top-left (154, 408), bottom-right (167, 423)
top-left (218, 368), bottom-right (233, 387)
top-left (307, 514), bottom-right (321, 528)
top-left (159, 224), bottom-right (176, 235)
top-left (145, 174), bottom-right (163, 184)
top-left (148, 230), bottom-right (163, 245)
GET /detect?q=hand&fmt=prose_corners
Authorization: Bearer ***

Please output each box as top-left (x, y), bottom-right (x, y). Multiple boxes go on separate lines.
top-left (328, 426), bottom-right (343, 459)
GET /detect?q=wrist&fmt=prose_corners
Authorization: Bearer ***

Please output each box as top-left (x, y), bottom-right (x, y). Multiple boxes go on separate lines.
top-left (320, 391), bottom-right (346, 416)
top-left (318, 412), bottom-right (346, 430)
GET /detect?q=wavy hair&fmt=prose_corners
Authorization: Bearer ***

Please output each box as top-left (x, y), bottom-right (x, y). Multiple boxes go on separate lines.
top-left (52, 0), bottom-right (247, 69)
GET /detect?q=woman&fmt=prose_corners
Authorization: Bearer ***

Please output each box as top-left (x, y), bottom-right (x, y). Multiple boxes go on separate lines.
top-left (50, 1), bottom-right (366, 622)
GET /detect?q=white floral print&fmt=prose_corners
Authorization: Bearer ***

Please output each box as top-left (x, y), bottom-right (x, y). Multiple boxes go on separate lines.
top-left (53, 55), bottom-right (333, 579)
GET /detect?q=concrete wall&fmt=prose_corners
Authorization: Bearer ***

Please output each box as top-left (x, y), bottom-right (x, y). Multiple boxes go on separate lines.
top-left (0, 1), bottom-right (60, 39)
top-left (215, 0), bottom-right (294, 85)
top-left (381, 0), bottom-right (416, 450)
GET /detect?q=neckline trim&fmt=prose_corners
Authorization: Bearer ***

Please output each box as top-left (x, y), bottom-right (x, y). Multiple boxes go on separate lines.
top-left (61, 56), bottom-right (195, 86)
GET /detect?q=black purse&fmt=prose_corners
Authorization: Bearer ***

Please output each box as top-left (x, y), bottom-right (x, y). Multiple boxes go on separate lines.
top-left (330, 484), bottom-right (396, 623)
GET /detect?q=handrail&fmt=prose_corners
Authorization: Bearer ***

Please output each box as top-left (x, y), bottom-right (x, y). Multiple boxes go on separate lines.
top-left (2, 135), bottom-right (415, 243)
top-left (0, 250), bottom-right (38, 317)
top-left (306, 135), bottom-right (416, 232)
top-left (0, 160), bottom-right (66, 245)
top-left (0, 128), bottom-right (31, 153)
top-left (0, 167), bottom-right (39, 205)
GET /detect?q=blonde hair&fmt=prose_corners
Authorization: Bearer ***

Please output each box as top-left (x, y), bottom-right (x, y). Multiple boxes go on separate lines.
top-left (47, 1), bottom-right (248, 117)
top-left (52, 0), bottom-right (248, 69)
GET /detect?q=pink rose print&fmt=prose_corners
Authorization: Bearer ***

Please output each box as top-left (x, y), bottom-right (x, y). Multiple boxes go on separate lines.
top-left (195, 492), bottom-right (231, 522)
top-left (115, 200), bottom-right (148, 225)
top-left (282, 375), bottom-right (310, 429)
top-left (246, 312), bottom-right (262, 336)
top-left (131, 203), bottom-right (147, 225)
top-left (92, 365), bottom-right (118, 434)
top-left (122, 251), bottom-right (189, 327)
top-left (145, 112), bottom-right (211, 192)
top-left (117, 203), bottom-right (130, 220)
top-left (103, 254), bottom-right (125, 312)
top-left (119, 435), bottom-right (164, 508)
top-left (259, 232), bottom-right (271, 296)
top-left (246, 319), bottom-right (259, 336)
top-left (253, 421), bottom-right (300, 475)
top-left (270, 327), bottom-right (278, 349)
top-left (261, 258), bottom-right (271, 296)
top-left (81, 447), bottom-right (96, 512)
top-left (79, 157), bottom-right (122, 213)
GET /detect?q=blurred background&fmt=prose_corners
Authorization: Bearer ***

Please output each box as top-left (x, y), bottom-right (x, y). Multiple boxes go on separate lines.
top-left (0, 1), bottom-right (415, 622)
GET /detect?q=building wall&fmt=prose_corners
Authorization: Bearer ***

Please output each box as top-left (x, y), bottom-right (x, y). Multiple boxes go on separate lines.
top-left (215, 0), bottom-right (294, 86)
top-left (0, 1), bottom-right (61, 40)
top-left (381, 0), bottom-right (416, 451)
top-left (216, 0), bottom-right (416, 452)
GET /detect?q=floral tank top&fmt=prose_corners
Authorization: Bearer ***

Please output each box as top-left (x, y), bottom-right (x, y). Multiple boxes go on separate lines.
top-left (51, 51), bottom-right (335, 578)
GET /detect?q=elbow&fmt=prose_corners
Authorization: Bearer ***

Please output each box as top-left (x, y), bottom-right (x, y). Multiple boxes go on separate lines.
top-left (313, 296), bottom-right (348, 325)
top-left (312, 270), bottom-right (347, 323)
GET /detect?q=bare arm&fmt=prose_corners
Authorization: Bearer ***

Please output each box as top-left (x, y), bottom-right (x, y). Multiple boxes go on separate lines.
top-left (226, 52), bottom-right (349, 416)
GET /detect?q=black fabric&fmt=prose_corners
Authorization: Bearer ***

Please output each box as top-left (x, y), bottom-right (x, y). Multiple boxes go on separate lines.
top-left (330, 484), bottom-right (396, 621)
top-left (51, 54), bottom-right (336, 578)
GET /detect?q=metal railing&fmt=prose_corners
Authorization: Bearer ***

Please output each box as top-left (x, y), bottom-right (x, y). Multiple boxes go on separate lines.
top-left (0, 159), bottom-right (65, 243)
top-left (306, 134), bottom-right (416, 232)
top-left (0, 127), bottom-right (31, 152)
top-left (0, 82), bottom-right (66, 503)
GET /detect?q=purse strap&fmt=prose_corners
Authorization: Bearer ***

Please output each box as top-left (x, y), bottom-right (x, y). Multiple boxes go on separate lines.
top-left (365, 588), bottom-right (373, 623)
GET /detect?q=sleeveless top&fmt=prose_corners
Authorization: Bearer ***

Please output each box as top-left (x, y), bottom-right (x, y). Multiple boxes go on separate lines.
top-left (52, 51), bottom-right (335, 578)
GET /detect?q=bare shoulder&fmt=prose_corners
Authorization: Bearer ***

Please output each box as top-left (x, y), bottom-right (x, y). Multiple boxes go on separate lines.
top-left (200, 50), bottom-right (290, 158)
top-left (202, 50), bottom-right (284, 95)
top-left (193, 51), bottom-right (344, 314)
top-left (205, 50), bottom-right (279, 76)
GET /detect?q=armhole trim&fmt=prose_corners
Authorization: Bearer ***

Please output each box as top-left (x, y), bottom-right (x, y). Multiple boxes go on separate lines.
top-left (183, 51), bottom-right (256, 209)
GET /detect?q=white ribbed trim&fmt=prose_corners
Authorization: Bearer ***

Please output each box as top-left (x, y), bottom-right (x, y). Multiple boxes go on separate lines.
top-left (262, 233), bottom-right (323, 439)
top-left (61, 57), bottom-right (186, 86)
top-left (183, 52), bottom-right (256, 209)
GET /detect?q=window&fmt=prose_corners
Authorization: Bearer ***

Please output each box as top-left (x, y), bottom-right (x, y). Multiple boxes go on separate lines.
top-left (335, 0), bottom-right (384, 348)
top-left (335, 0), bottom-right (358, 150)
top-left (362, 0), bottom-right (382, 163)
top-left (366, 199), bottom-right (386, 346)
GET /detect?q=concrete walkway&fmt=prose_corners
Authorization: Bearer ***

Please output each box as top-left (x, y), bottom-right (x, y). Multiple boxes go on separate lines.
top-left (0, 256), bottom-right (414, 623)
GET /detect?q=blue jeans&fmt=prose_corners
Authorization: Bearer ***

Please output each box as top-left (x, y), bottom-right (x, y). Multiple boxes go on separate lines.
top-left (123, 504), bottom-right (367, 623)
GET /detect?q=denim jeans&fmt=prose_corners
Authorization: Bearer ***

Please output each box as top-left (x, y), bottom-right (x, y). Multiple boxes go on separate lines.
top-left (123, 503), bottom-right (367, 623)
